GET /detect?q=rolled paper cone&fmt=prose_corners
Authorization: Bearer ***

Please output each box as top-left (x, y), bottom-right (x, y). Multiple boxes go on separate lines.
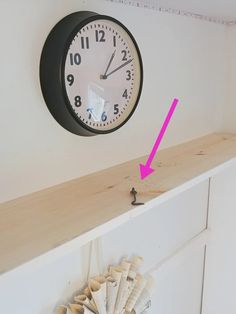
top-left (74, 295), bottom-right (97, 314)
top-left (89, 299), bottom-right (97, 313)
top-left (123, 275), bottom-right (137, 310)
top-left (74, 294), bottom-right (87, 303)
top-left (82, 308), bottom-right (94, 314)
top-left (106, 276), bottom-right (119, 314)
top-left (83, 308), bottom-right (95, 314)
top-left (110, 266), bottom-right (124, 309)
top-left (120, 259), bottom-right (131, 287)
top-left (83, 287), bottom-right (92, 300)
top-left (110, 266), bottom-right (123, 287)
top-left (55, 305), bottom-right (68, 314)
top-left (114, 260), bottom-right (131, 314)
top-left (125, 275), bottom-right (147, 313)
top-left (133, 276), bottom-right (155, 314)
top-left (133, 300), bottom-right (152, 314)
top-left (130, 256), bottom-right (143, 275)
top-left (121, 258), bottom-right (132, 273)
top-left (104, 270), bottom-right (110, 278)
top-left (115, 278), bottom-right (130, 314)
top-left (93, 276), bottom-right (107, 310)
top-left (89, 279), bottom-right (106, 314)
top-left (69, 303), bottom-right (84, 314)
top-left (133, 256), bottom-right (143, 265)
top-left (83, 288), bottom-right (98, 314)
top-left (124, 256), bottom-right (143, 307)
top-left (127, 256), bottom-right (143, 284)
top-left (70, 303), bottom-right (95, 314)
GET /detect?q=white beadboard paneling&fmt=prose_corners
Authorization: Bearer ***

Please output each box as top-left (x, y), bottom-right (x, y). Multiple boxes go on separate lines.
top-left (0, 233), bottom-right (207, 314)
top-left (0, 247), bottom-right (85, 314)
top-left (0, 178), bottom-right (209, 314)
top-left (151, 245), bottom-right (205, 314)
top-left (101, 180), bottom-right (209, 273)
top-left (203, 163), bottom-right (236, 314)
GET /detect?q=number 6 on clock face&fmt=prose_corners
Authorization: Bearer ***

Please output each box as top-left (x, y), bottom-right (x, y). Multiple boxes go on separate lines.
top-left (40, 11), bottom-right (143, 136)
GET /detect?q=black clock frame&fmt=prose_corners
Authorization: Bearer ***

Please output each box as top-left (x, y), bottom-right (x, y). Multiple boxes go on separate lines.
top-left (40, 11), bottom-right (143, 136)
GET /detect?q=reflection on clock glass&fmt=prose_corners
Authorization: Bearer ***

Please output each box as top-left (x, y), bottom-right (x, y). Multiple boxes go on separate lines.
top-left (64, 19), bottom-right (142, 132)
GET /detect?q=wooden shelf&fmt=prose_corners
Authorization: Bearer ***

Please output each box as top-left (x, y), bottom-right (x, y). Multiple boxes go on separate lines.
top-left (1, 133), bottom-right (236, 275)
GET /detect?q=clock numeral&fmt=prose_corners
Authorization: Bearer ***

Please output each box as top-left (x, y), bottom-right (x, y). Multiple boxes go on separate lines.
top-left (74, 96), bottom-right (82, 107)
top-left (113, 35), bottom-right (116, 47)
top-left (101, 111), bottom-right (107, 122)
top-left (126, 70), bottom-right (131, 81)
top-left (70, 53), bottom-right (81, 66)
top-left (67, 74), bottom-right (74, 86)
top-left (81, 36), bottom-right (89, 49)
top-left (95, 30), bottom-right (105, 42)
top-left (114, 104), bottom-right (119, 115)
top-left (121, 50), bottom-right (128, 61)
top-left (122, 89), bottom-right (128, 99)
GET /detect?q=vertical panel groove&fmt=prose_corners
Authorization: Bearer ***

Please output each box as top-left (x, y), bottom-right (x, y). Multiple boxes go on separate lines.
top-left (200, 245), bottom-right (207, 314)
top-left (206, 178), bottom-right (212, 229)
top-left (200, 178), bottom-right (211, 314)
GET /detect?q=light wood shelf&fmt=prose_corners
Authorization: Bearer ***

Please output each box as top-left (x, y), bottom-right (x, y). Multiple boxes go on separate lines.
top-left (1, 133), bottom-right (236, 275)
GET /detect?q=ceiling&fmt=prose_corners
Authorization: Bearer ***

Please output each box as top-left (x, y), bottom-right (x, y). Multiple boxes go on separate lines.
top-left (154, 0), bottom-right (236, 23)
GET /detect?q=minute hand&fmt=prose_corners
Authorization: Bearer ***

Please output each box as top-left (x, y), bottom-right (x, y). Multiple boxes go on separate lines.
top-left (106, 59), bottom-right (133, 78)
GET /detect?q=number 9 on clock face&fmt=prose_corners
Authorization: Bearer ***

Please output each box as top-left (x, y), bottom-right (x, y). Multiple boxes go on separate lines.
top-left (40, 11), bottom-right (143, 136)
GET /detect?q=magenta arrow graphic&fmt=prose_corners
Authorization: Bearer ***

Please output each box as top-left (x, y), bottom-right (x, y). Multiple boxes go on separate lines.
top-left (140, 98), bottom-right (179, 180)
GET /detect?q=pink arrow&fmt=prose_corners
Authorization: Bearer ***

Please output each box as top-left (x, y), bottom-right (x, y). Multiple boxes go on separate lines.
top-left (140, 98), bottom-right (179, 180)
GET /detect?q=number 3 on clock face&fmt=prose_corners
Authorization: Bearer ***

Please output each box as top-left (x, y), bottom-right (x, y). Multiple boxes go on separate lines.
top-left (40, 11), bottom-right (143, 136)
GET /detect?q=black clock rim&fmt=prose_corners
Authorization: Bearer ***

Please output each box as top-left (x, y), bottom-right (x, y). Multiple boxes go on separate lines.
top-left (61, 13), bottom-right (143, 135)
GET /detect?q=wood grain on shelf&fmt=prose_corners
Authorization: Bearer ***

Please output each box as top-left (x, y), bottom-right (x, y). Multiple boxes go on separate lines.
top-left (0, 133), bottom-right (236, 274)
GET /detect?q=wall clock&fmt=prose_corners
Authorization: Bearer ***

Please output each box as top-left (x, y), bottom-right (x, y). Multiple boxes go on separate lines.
top-left (40, 11), bottom-right (143, 136)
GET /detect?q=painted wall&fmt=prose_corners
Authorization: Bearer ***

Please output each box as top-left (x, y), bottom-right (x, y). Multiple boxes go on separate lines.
top-left (224, 26), bottom-right (236, 132)
top-left (0, 0), bottom-right (227, 203)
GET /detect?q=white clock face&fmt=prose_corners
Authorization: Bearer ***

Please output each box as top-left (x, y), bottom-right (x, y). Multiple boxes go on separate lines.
top-left (64, 18), bottom-right (142, 133)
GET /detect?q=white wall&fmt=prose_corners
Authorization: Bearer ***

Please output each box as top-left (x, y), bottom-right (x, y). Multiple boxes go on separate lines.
top-left (224, 26), bottom-right (236, 132)
top-left (0, 0), bottom-right (227, 203)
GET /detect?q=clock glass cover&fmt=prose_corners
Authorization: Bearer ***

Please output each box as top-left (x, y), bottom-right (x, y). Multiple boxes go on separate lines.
top-left (64, 17), bottom-right (142, 133)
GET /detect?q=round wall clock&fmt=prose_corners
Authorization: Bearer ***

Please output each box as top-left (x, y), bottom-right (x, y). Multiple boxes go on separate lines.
top-left (40, 11), bottom-right (143, 136)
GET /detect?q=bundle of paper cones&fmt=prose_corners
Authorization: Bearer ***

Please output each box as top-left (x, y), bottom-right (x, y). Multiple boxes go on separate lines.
top-left (56, 256), bottom-right (154, 314)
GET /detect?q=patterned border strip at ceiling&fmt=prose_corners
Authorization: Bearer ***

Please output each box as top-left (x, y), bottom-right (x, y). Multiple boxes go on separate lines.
top-left (105, 0), bottom-right (236, 26)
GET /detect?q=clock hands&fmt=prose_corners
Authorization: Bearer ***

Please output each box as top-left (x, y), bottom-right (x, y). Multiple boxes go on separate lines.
top-left (101, 58), bottom-right (133, 80)
top-left (106, 58), bottom-right (133, 78)
top-left (100, 50), bottom-right (116, 80)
